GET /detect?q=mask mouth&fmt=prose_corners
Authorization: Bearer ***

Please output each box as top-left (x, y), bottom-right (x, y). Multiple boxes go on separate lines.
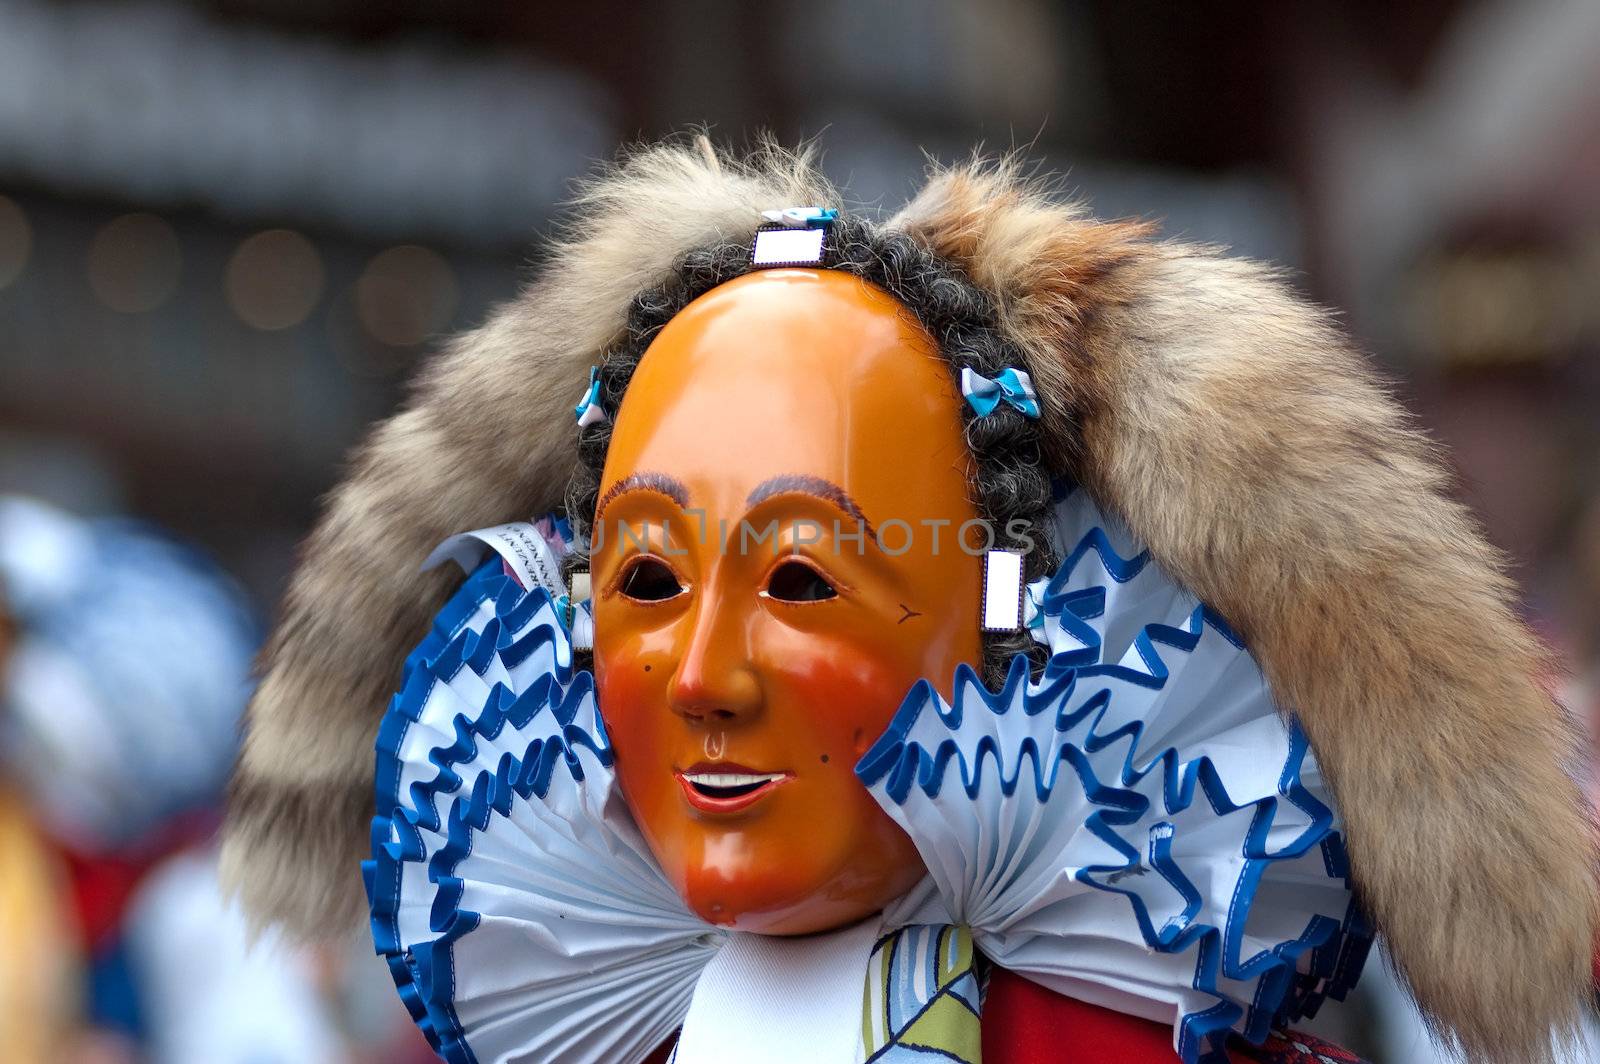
top-left (683, 772), bottom-right (784, 799)
top-left (675, 767), bottom-right (792, 813)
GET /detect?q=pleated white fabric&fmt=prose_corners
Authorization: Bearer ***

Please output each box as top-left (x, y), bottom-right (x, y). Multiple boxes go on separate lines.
top-left (672, 919), bottom-right (883, 1064)
top-left (857, 491), bottom-right (1366, 1061)
top-left (366, 491), bottom-right (1368, 1064)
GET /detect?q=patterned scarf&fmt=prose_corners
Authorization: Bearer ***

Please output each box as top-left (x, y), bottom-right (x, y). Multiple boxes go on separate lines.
top-left (862, 925), bottom-right (982, 1063)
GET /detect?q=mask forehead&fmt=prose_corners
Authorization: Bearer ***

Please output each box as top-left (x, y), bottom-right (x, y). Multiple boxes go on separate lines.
top-left (602, 269), bottom-right (974, 533)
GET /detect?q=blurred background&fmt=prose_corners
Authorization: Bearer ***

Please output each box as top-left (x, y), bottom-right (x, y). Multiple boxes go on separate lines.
top-left (1, 0), bottom-right (1596, 1061)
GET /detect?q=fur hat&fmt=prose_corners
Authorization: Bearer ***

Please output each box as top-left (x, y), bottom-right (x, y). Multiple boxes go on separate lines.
top-left (222, 137), bottom-right (1597, 1062)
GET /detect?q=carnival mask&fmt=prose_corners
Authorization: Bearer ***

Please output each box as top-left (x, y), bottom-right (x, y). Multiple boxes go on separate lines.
top-left (590, 269), bottom-right (984, 934)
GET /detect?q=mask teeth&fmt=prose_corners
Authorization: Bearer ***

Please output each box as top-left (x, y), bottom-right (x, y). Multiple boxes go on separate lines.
top-left (682, 772), bottom-right (784, 787)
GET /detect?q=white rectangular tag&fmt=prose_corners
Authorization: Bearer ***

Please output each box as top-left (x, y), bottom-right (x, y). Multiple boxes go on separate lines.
top-left (751, 227), bottom-right (825, 266)
top-left (422, 522), bottom-right (566, 601)
top-left (982, 549), bottom-right (1025, 631)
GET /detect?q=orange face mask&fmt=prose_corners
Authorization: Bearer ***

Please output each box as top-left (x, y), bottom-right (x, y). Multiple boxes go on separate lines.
top-left (591, 269), bottom-right (984, 935)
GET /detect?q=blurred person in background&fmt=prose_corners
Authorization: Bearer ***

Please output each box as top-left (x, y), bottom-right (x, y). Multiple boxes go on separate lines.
top-left (0, 585), bottom-right (76, 1062)
top-left (0, 495), bottom-right (349, 1063)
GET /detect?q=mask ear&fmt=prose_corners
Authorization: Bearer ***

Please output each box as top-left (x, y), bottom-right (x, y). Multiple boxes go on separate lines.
top-left (220, 138), bottom-right (836, 941)
top-left (894, 160), bottom-right (1598, 1063)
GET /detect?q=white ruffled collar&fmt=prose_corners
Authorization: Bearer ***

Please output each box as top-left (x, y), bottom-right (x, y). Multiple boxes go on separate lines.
top-left (365, 491), bottom-right (1368, 1064)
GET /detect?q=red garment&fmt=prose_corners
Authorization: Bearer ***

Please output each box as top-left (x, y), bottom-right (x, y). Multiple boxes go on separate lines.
top-left (53, 810), bottom-right (217, 950)
top-left (642, 968), bottom-right (1364, 1063)
top-left (982, 967), bottom-right (1366, 1063)
top-left (982, 967), bottom-right (1174, 1062)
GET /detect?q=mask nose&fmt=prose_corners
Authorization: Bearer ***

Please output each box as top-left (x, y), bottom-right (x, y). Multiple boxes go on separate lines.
top-left (667, 594), bottom-right (762, 726)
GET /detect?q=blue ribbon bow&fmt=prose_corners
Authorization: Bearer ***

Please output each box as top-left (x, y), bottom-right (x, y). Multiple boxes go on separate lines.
top-left (760, 206), bottom-right (839, 229)
top-left (573, 366), bottom-right (607, 427)
top-left (960, 367), bottom-right (1041, 419)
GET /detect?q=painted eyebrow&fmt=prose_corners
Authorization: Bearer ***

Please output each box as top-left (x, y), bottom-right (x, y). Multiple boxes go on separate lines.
top-left (596, 471), bottom-right (691, 519)
top-left (745, 474), bottom-right (876, 540)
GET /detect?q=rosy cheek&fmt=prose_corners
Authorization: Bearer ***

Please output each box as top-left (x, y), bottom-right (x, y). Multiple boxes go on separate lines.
top-left (595, 652), bottom-right (670, 774)
top-left (594, 613), bottom-right (675, 720)
top-left (771, 638), bottom-right (917, 755)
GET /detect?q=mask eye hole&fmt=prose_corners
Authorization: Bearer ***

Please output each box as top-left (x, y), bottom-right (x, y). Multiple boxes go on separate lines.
top-left (764, 559), bottom-right (838, 603)
top-left (619, 557), bottom-right (684, 602)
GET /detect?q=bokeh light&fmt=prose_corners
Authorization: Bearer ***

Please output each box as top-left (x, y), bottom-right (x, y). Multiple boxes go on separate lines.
top-left (354, 245), bottom-right (458, 347)
top-left (224, 229), bottom-right (325, 331)
top-left (0, 195), bottom-right (31, 290)
top-left (86, 213), bottom-right (181, 313)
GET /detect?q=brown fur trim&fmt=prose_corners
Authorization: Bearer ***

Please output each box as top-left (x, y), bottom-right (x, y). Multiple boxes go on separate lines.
top-left (893, 161), bottom-right (1600, 1062)
top-left (887, 155), bottom-right (1153, 473)
top-left (220, 137), bottom-right (836, 939)
top-left (223, 775), bottom-right (374, 938)
top-left (226, 141), bottom-right (1599, 1059)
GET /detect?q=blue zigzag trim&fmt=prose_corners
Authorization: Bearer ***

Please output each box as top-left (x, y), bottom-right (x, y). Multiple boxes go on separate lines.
top-left (363, 560), bottom-right (610, 1064)
top-left (856, 524), bottom-right (1370, 1064)
top-left (370, 521), bottom-right (1373, 1064)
